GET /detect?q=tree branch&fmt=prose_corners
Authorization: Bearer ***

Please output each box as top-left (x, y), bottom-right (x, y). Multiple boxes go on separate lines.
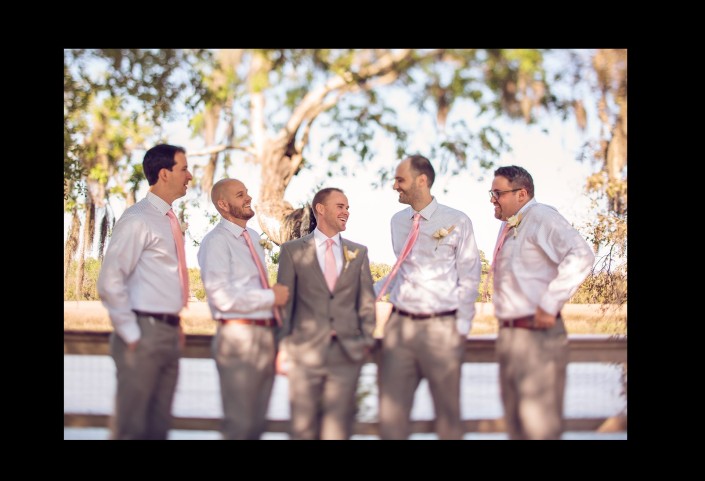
top-left (280, 49), bottom-right (420, 142)
top-left (188, 144), bottom-right (256, 157)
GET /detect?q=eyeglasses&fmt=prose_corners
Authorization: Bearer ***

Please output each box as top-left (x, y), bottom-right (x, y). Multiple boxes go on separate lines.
top-left (488, 188), bottom-right (522, 200)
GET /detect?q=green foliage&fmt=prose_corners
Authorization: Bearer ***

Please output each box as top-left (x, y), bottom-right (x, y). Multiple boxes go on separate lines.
top-left (570, 271), bottom-right (627, 304)
top-left (477, 250), bottom-right (491, 302)
top-left (64, 258), bottom-right (102, 300)
top-left (369, 262), bottom-right (392, 283)
top-left (188, 267), bottom-right (206, 301)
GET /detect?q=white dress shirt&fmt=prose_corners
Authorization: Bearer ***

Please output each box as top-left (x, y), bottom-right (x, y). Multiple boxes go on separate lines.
top-left (197, 219), bottom-right (275, 321)
top-left (493, 198), bottom-right (595, 320)
top-left (374, 197), bottom-right (482, 335)
top-left (313, 227), bottom-right (343, 276)
top-left (97, 191), bottom-right (186, 344)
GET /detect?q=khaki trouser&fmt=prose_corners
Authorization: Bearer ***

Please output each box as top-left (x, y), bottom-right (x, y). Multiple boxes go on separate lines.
top-left (212, 323), bottom-right (276, 440)
top-left (379, 311), bottom-right (464, 440)
top-left (288, 339), bottom-right (363, 440)
top-left (110, 315), bottom-right (180, 440)
top-left (496, 317), bottom-right (569, 440)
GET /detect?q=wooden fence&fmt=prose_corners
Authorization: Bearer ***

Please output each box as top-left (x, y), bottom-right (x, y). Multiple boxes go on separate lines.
top-left (64, 331), bottom-right (627, 435)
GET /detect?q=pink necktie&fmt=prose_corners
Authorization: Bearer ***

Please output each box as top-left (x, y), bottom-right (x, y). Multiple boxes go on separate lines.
top-left (166, 209), bottom-right (189, 308)
top-left (242, 230), bottom-right (282, 326)
top-left (324, 238), bottom-right (338, 292)
top-left (376, 212), bottom-right (421, 301)
top-left (484, 222), bottom-right (512, 299)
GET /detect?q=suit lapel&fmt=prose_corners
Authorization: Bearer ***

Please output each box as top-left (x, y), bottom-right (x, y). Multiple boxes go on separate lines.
top-left (336, 237), bottom-right (356, 288)
top-left (302, 233), bottom-right (329, 289)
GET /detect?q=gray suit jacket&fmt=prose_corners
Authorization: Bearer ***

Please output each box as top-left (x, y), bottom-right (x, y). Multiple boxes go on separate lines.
top-left (277, 233), bottom-right (376, 367)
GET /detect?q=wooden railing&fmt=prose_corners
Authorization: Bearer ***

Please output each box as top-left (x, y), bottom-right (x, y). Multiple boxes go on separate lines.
top-left (64, 331), bottom-right (627, 435)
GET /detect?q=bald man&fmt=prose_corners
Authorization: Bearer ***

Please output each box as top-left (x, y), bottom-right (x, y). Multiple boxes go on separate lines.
top-left (198, 178), bottom-right (289, 440)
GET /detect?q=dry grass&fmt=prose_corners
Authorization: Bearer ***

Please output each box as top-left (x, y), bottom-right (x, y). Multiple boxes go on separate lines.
top-left (64, 301), bottom-right (626, 336)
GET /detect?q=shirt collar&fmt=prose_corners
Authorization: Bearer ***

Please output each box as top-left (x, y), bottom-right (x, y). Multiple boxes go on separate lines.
top-left (146, 191), bottom-right (172, 216)
top-left (219, 218), bottom-right (247, 238)
top-left (517, 197), bottom-right (537, 216)
top-left (313, 227), bottom-right (341, 247)
top-left (408, 196), bottom-right (438, 221)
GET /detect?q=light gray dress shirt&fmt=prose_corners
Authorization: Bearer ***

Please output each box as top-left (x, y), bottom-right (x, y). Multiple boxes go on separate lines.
top-left (312, 228), bottom-right (343, 276)
top-left (375, 197), bottom-right (481, 335)
top-left (492, 198), bottom-right (595, 319)
top-left (197, 218), bottom-right (275, 321)
top-left (97, 191), bottom-right (186, 343)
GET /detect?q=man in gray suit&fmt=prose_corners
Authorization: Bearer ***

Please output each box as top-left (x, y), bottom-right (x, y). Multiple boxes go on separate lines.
top-left (276, 187), bottom-right (376, 440)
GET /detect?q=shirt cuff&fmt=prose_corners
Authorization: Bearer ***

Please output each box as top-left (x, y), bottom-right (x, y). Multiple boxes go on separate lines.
top-left (264, 287), bottom-right (276, 307)
top-left (539, 297), bottom-right (563, 317)
top-left (456, 318), bottom-right (472, 337)
top-left (115, 319), bottom-right (141, 344)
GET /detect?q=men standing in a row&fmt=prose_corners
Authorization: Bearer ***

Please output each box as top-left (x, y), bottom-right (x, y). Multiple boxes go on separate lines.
top-left (198, 178), bottom-right (289, 439)
top-left (488, 165), bottom-right (594, 439)
top-left (98, 144), bottom-right (192, 439)
top-left (277, 188), bottom-right (376, 440)
top-left (376, 155), bottom-right (482, 440)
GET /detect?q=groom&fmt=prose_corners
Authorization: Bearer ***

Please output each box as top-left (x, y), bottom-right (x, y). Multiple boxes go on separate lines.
top-left (276, 187), bottom-right (376, 440)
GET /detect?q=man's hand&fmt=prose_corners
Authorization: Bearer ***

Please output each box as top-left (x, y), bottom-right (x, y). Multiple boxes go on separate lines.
top-left (275, 350), bottom-right (289, 376)
top-left (272, 283), bottom-right (290, 306)
top-left (534, 306), bottom-right (557, 329)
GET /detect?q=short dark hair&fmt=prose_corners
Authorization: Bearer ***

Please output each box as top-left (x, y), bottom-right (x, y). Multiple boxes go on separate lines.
top-left (143, 144), bottom-right (186, 186)
top-left (407, 154), bottom-right (435, 188)
top-left (311, 187), bottom-right (344, 220)
top-left (494, 165), bottom-right (534, 198)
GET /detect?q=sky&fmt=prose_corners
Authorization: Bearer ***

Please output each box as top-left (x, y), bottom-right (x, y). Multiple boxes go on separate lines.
top-left (65, 52), bottom-right (604, 270)
top-left (76, 113), bottom-right (595, 269)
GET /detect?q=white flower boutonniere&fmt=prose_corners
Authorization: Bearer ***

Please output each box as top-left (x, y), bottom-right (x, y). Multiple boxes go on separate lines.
top-left (259, 238), bottom-right (274, 251)
top-left (343, 245), bottom-right (359, 270)
top-left (432, 225), bottom-right (456, 251)
top-left (506, 213), bottom-right (523, 238)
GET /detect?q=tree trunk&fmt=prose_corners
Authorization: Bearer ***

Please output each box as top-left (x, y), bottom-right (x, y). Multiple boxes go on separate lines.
top-left (255, 139), bottom-right (315, 245)
top-left (75, 196), bottom-right (95, 300)
top-left (64, 207), bottom-right (81, 295)
top-left (97, 208), bottom-right (109, 261)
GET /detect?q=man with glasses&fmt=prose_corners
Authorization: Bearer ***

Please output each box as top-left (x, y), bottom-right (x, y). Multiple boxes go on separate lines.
top-left (488, 165), bottom-right (594, 439)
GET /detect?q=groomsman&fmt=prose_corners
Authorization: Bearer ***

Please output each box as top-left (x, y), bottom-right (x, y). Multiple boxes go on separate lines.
top-left (488, 165), bottom-right (594, 439)
top-left (98, 144), bottom-right (192, 439)
top-left (198, 178), bottom-right (289, 439)
top-left (375, 155), bottom-right (481, 439)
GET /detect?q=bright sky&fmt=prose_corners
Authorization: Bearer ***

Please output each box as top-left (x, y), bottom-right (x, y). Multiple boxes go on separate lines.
top-left (65, 76), bottom-right (600, 270)
top-left (65, 117), bottom-right (596, 269)
top-left (124, 115), bottom-right (595, 268)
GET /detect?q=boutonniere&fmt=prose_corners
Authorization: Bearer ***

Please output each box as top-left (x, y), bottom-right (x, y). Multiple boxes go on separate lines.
top-left (432, 225), bottom-right (455, 251)
top-left (343, 245), bottom-right (359, 270)
top-left (507, 213), bottom-right (523, 238)
top-left (259, 237), bottom-right (274, 251)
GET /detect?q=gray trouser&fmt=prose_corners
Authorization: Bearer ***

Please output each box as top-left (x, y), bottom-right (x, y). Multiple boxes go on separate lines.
top-left (110, 315), bottom-right (180, 440)
top-left (212, 323), bottom-right (276, 440)
top-left (496, 317), bottom-right (569, 440)
top-left (288, 340), bottom-right (363, 440)
top-left (379, 312), bottom-right (465, 440)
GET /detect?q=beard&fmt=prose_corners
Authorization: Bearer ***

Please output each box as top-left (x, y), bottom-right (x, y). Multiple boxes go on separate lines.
top-left (230, 204), bottom-right (255, 221)
top-left (397, 189), bottom-right (412, 205)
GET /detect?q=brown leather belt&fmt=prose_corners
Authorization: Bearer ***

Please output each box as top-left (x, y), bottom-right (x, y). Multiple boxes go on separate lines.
top-left (392, 307), bottom-right (457, 320)
top-left (133, 310), bottom-right (180, 327)
top-left (218, 318), bottom-right (276, 327)
top-left (499, 314), bottom-right (561, 330)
